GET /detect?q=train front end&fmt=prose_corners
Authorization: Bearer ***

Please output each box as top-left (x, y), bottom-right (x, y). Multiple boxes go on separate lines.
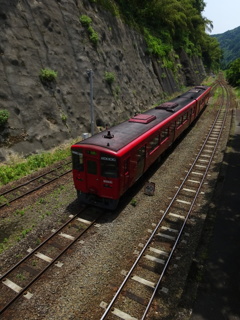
top-left (71, 143), bottom-right (120, 210)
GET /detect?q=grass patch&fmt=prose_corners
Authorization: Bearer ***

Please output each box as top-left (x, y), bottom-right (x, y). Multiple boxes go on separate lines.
top-left (16, 273), bottom-right (26, 281)
top-left (15, 209), bottom-right (25, 216)
top-left (0, 144), bottom-right (71, 186)
top-left (0, 195), bottom-right (8, 206)
top-left (0, 238), bottom-right (9, 253)
top-left (130, 198), bottom-right (137, 207)
top-left (234, 86), bottom-right (240, 101)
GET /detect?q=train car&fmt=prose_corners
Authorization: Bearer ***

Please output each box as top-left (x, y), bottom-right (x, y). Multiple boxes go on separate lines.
top-left (71, 85), bottom-right (211, 209)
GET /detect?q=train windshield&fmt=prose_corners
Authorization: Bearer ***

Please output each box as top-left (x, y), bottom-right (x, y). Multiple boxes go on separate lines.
top-left (101, 154), bottom-right (118, 178)
top-left (72, 149), bottom-right (84, 171)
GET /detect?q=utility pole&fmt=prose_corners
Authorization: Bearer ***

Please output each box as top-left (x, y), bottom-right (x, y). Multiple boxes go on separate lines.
top-left (87, 69), bottom-right (94, 136)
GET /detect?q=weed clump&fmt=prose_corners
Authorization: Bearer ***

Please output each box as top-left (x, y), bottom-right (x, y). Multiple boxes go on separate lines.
top-left (0, 109), bottom-right (9, 126)
top-left (39, 68), bottom-right (58, 83)
top-left (80, 14), bottom-right (99, 46)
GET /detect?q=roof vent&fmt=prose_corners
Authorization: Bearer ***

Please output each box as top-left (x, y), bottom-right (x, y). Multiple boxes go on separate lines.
top-left (195, 86), bottom-right (206, 90)
top-left (155, 102), bottom-right (178, 112)
top-left (188, 86), bottom-right (206, 93)
top-left (103, 130), bottom-right (114, 139)
top-left (188, 88), bottom-right (200, 93)
top-left (129, 114), bottom-right (156, 124)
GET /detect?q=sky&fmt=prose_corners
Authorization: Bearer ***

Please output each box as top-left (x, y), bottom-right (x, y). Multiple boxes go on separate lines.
top-left (203, 0), bottom-right (240, 34)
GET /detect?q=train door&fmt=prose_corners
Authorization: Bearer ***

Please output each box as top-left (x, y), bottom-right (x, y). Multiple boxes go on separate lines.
top-left (123, 157), bottom-right (130, 191)
top-left (85, 153), bottom-right (99, 195)
top-left (72, 148), bottom-right (84, 191)
top-left (136, 145), bottom-right (146, 181)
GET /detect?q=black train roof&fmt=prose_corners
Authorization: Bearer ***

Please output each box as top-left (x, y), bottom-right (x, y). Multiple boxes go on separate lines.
top-left (75, 86), bottom-right (209, 152)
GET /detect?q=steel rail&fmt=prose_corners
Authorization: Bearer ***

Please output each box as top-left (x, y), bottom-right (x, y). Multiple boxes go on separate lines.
top-left (0, 210), bottom-right (79, 282)
top-left (100, 82), bottom-right (229, 320)
top-left (0, 208), bottom-right (99, 315)
top-left (141, 82), bottom-right (229, 319)
top-left (0, 161), bottom-right (72, 208)
top-left (0, 161), bottom-right (71, 197)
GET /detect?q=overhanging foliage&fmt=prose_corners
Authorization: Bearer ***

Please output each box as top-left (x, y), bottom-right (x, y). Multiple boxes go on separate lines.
top-left (91, 0), bottom-right (222, 71)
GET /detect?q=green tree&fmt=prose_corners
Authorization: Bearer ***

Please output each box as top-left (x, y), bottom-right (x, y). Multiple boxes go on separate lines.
top-left (193, 0), bottom-right (206, 13)
top-left (201, 35), bottom-right (222, 71)
top-left (97, 0), bottom-right (220, 70)
top-left (226, 58), bottom-right (240, 87)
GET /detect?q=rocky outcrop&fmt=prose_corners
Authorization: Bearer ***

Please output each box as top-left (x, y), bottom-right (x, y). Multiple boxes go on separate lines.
top-left (0, 0), bottom-right (206, 161)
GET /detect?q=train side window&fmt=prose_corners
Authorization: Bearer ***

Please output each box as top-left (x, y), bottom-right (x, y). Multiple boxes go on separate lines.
top-left (160, 128), bottom-right (169, 143)
top-left (136, 146), bottom-right (146, 180)
top-left (149, 135), bottom-right (160, 153)
top-left (137, 146), bottom-right (146, 163)
top-left (183, 113), bottom-right (188, 123)
top-left (88, 160), bottom-right (97, 175)
top-left (101, 155), bottom-right (118, 178)
top-left (72, 150), bottom-right (84, 171)
top-left (176, 116), bottom-right (183, 128)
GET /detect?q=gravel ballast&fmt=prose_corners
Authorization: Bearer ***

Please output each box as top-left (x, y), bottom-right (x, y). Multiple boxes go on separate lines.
top-left (0, 92), bottom-right (232, 320)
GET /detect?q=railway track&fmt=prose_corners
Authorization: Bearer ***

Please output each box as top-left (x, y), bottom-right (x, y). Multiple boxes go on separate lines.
top-left (99, 81), bottom-right (231, 320)
top-left (0, 159), bottom-right (72, 209)
top-left (0, 79), bottom-right (231, 319)
top-left (0, 206), bottom-right (103, 315)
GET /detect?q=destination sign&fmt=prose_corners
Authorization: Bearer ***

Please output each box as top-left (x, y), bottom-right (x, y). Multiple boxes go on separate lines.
top-left (101, 156), bottom-right (116, 162)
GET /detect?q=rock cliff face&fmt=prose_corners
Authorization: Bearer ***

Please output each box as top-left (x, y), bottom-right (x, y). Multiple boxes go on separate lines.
top-left (0, 0), bottom-right (206, 161)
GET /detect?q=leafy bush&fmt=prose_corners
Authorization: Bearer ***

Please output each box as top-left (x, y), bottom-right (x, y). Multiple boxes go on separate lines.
top-left (226, 58), bottom-right (240, 87)
top-left (79, 15), bottom-right (92, 27)
top-left (92, 0), bottom-right (221, 71)
top-left (89, 0), bottom-right (120, 16)
top-left (80, 15), bottom-right (99, 46)
top-left (61, 113), bottom-right (68, 124)
top-left (88, 26), bottom-right (99, 45)
top-left (104, 71), bottom-right (115, 85)
top-left (39, 68), bottom-right (58, 83)
top-left (144, 29), bottom-right (171, 59)
top-left (0, 109), bottom-right (9, 126)
top-left (113, 85), bottom-right (121, 99)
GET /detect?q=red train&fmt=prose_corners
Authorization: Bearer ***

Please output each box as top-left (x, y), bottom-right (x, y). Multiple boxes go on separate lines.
top-left (71, 85), bottom-right (211, 209)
